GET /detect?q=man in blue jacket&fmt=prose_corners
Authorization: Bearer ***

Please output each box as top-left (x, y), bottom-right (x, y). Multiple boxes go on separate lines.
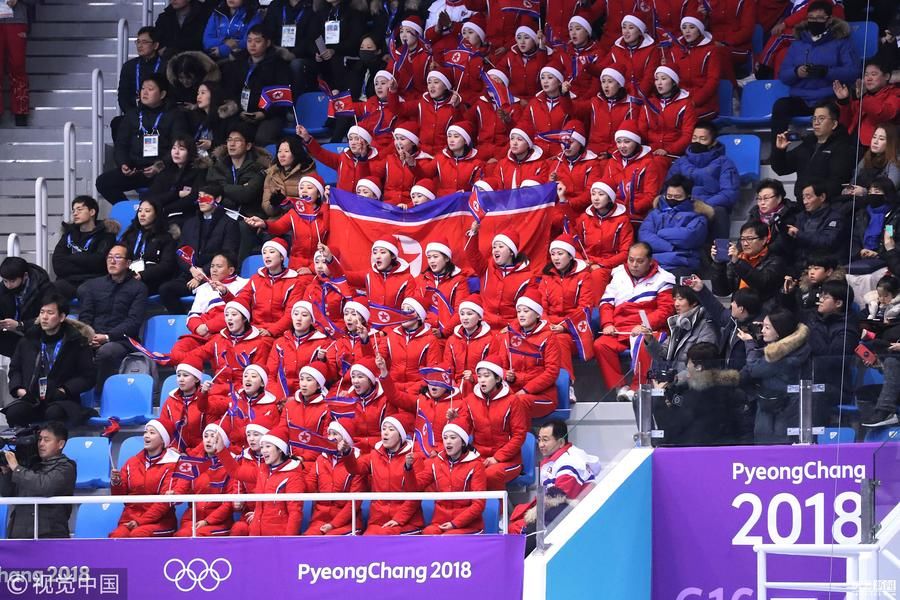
top-left (666, 121), bottom-right (741, 239)
top-left (638, 175), bottom-right (712, 277)
top-left (771, 1), bottom-right (858, 147)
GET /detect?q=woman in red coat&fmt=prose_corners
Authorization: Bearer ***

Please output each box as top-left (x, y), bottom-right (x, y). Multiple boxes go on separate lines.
top-left (491, 123), bottom-right (548, 189)
top-left (539, 234), bottom-right (595, 378)
top-left (303, 420), bottom-right (364, 535)
top-left (323, 300), bottom-right (376, 387)
top-left (382, 123), bottom-right (434, 207)
top-left (604, 15), bottom-right (664, 98)
top-left (264, 300), bottom-right (332, 396)
top-left (391, 70), bottom-right (465, 156)
top-left (499, 27), bottom-right (551, 102)
top-left (416, 423), bottom-right (487, 535)
top-left (297, 124), bottom-right (380, 192)
top-left (548, 120), bottom-right (606, 224)
top-left (491, 289), bottom-right (562, 418)
top-left (442, 296), bottom-right (496, 387)
top-left (173, 424), bottom-right (237, 537)
top-left (433, 121), bottom-right (486, 197)
top-left (559, 17), bottom-right (604, 99)
top-left (704, 0), bottom-right (756, 73)
top-left (340, 70), bottom-right (401, 154)
top-left (109, 420), bottom-right (180, 538)
top-left (217, 430), bottom-right (305, 536)
top-left (466, 359), bottom-right (527, 490)
top-left (640, 66), bottom-right (698, 160)
top-left (227, 423), bottom-right (268, 536)
top-left (244, 174), bottom-right (329, 271)
top-left (303, 251), bottom-right (353, 335)
top-left (221, 365), bottom-right (281, 449)
top-left (468, 70), bottom-right (515, 162)
top-left (575, 181), bottom-right (634, 298)
top-left (160, 363), bottom-right (227, 454)
top-left (281, 362), bottom-right (331, 463)
top-left (431, 16), bottom-right (489, 103)
top-left (381, 297), bottom-right (444, 393)
top-left (346, 417), bottom-right (425, 535)
top-left (465, 228), bottom-right (534, 329)
top-left (387, 18), bottom-right (432, 95)
top-left (572, 67), bottom-right (644, 158)
top-left (415, 238), bottom-right (471, 336)
top-left (671, 18), bottom-right (726, 120)
top-left (345, 357), bottom-right (399, 455)
top-left (522, 67), bottom-right (575, 156)
top-left (602, 124), bottom-right (668, 219)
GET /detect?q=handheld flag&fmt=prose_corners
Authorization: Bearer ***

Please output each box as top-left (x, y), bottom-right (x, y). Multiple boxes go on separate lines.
top-left (467, 189), bottom-right (487, 223)
top-left (176, 246), bottom-right (196, 267)
top-left (288, 426), bottom-right (340, 456)
top-left (330, 90), bottom-right (355, 117)
top-left (258, 85), bottom-right (294, 110)
top-left (536, 129), bottom-right (575, 146)
top-left (414, 408), bottom-right (437, 456)
top-left (275, 346), bottom-right (290, 400)
top-left (101, 417), bottom-right (121, 438)
top-left (499, 0), bottom-right (540, 19)
top-left (564, 308), bottom-right (595, 360)
top-left (127, 336), bottom-right (170, 363)
top-left (172, 455), bottom-right (209, 481)
top-left (368, 302), bottom-right (417, 329)
top-left (506, 329), bottom-right (544, 360)
top-left (441, 48), bottom-right (473, 72)
top-left (480, 70), bottom-right (514, 110)
top-left (325, 396), bottom-right (357, 419)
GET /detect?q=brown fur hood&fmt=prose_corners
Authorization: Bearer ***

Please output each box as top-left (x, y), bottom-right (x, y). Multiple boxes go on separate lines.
top-left (218, 99), bottom-right (240, 120)
top-left (166, 50), bottom-right (221, 85)
top-left (686, 368), bottom-right (741, 391)
top-left (30, 317), bottom-right (96, 343)
top-left (59, 219), bottom-right (121, 237)
top-left (651, 197), bottom-right (715, 220)
top-left (211, 144), bottom-right (273, 169)
top-left (794, 17), bottom-right (850, 40)
top-left (764, 323), bottom-right (810, 363)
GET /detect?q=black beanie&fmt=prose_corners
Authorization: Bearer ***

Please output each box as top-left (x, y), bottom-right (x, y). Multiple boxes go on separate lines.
top-left (766, 310), bottom-right (798, 339)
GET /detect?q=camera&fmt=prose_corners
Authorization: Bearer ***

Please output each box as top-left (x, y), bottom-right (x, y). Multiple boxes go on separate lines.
top-left (739, 322), bottom-right (763, 343)
top-left (0, 426), bottom-right (40, 469)
top-left (648, 368), bottom-right (678, 384)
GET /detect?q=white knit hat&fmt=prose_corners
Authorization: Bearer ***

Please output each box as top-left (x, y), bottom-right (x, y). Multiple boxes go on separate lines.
top-left (292, 300), bottom-right (315, 318)
top-left (225, 300), bottom-right (251, 322)
top-left (476, 359), bottom-right (504, 378)
top-left (245, 423), bottom-right (269, 436)
top-left (655, 65), bottom-right (680, 85)
top-left (442, 423), bottom-right (470, 445)
top-left (427, 70), bottom-right (452, 90)
top-left (244, 364), bottom-right (268, 387)
top-left (569, 15), bottom-right (592, 35)
top-left (299, 364), bottom-right (327, 389)
top-left (600, 67), bottom-right (626, 87)
top-left (176, 363), bottom-right (203, 382)
top-left (146, 419), bottom-right (171, 447)
top-left (622, 14), bottom-right (648, 34)
top-left (348, 125), bottom-right (373, 144)
top-left (261, 432), bottom-right (289, 455)
top-left (374, 69), bottom-right (396, 83)
top-left (372, 239), bottom-right (399, 256)
top-left (515, 25), bottom-right (538, 43)
top-left (204, 423), bottom-right (231, 449)
top-left (382, 416), bottom-right (408, 440)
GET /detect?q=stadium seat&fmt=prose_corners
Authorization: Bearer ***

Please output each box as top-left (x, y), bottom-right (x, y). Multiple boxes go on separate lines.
top-left (108, 200), bottom-right (139, 240)
top-left (297, 92), bottom-right (330, 137)
top-left (729, 80), bottom-right (789, 126)
top-left (67, 437), bottom-right (111, 488)
top-left (74, 503), bottom-right (124, 539)
top-left (117, 435), bottom-right (145, 464)
top-left (265, 144), bottom-right (277, 157)
top-left (714, 79), bottom-right (733, 122)
top-left (303, 500), bottom-right (313, 532)
top-left (483, 498), bottom-right (500, 534)
top-left (510, 432), bottom-right (537, 487)
top-left (863, 427), bottom-right (900, 443)
top-left (142, 314), bottom-right (188, 356)
top-left (241, 254), bottom-right (264, 278)
top-left (422, 499), bottom-right (435, 525)
top-left (88, 374), bottom-right (154, 426)
top-left (816, 427), bottom-right (855, 444)
top-left (751, 24), bottom-right (765, 56)
top-left (0, 504), bottom-right (6, 538)
top-left (719, 134), bottom-right (761, 183)
top-left (159, 373), bottom-right (178, 405)
top-left (535, 370), bottom-right (572, 424)
top-left (315, 143), bottom-right (348, 187)
top-left (849, 21), bottom-right (878, 59)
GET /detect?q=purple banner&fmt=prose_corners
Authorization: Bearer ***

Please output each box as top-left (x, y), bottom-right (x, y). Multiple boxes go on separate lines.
top-left (0, 535), bottom-right (524, 599)
top-left (652, 444), bottom-right (880, 600)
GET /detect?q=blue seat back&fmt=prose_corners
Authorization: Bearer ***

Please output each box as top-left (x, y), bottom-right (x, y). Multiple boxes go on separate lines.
top-left (241, 255), bottom-right (264, 278)
top-left (159, 373), bottom-right (179, 405)
top-left (315, 143), bottom-right (348, 187)
top-left (74, 503), bottom-right (124, 538)
top-left (297, 92), bottom-right (330, 135)
top-left (422, 499), bottom-right (435, 525)
top-left (117, 435), bottom-right (146, 465)
top-left (0, 504), bottom-right (6, 538)
top-left (734, 80), bottom-right (789, 121)
top-left (751, 24), bottom-right (765, 56)
top-left (717, 80), bottom-right (733, 118)
top-left (511, 432), bottom-right (538, 487)
top-left (719, 134), bottom-right (761, 183)
top-left (98, 374), bottom-right (154, 425)
top-left (143, 315), bottom-right (188, 356)
top-left (108, 201), bottom-right (139, 240)
top-left (67, 437), bottom-right (112, 488)
top-left (849, 21), bottom-right (878, 59)
top-left (864, 427), bottom-right (900, 443)
top-left (816, 427), bottom-right (855, 444)
top-left (483, 499), bottom-right (500, 534)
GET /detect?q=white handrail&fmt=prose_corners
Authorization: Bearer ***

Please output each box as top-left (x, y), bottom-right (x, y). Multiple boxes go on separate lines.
top-left (142, 0), bottom-right (153, 27)
top-left (6, 233), bottom-right (20, 258)
top-left (33, 178), bottom-right (48, 269)
top-left (91, 68), bottom-right (104, 188)
top-left (63, 122), bottom-right (75, 219)
top-left (116, 18), bottom-right (128, 93)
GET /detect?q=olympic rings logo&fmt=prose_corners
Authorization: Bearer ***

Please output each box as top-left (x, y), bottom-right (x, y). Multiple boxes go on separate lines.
top-left (163, 558), bottom-right (232, 592)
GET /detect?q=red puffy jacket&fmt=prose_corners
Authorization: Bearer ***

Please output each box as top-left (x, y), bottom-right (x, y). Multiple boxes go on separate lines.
top-left (305, 450), bottom-right (364, 532)
top-left (552, 148), bottom-right (607, 216)
top-left (382, 151), bottom-right (435, 206)
top-left (604, 36), bottom-right (665, 98)
top-left (575, 202), bottom-right (634, 268)
top-left (281, 391), bottom-right (331, 462)
top-left (491, 146), bottom-right (548, 189)
top-left (559, 41), bottom-right (604, 98)
top-left (465, 383), bottom-right (527, 464)
top-left (227, 267), bottom-right (307, 337)
top-left (392, 92), bottom-right (465, 156)
top-left (264, 203), bottom-right (329, 270)
top-left (539, 259), bottom-right (595, 322)
top-left (386, 43), bottom-right (431, 95)
top-left (111, 448), bottom-right (180, 533)
top-left (416, 266), bottom-right (472, 335)
top-left (307, 139), bottom-right (380, 192)
top-left (331, 258), bottom-right (417, 314)
top-left (172, 460), bottom-right (237, 535)
top-left (171, 326), bottom-right (274, 396)
top-left (640, 89), bottom-right (698, 156)
top-left (468, 96), bottom-right (513, 160)
top-left (572, 92), bottom-right (644, 156)
top-left (220, 389), bottom-right (281, 448)
top-left (160, 388), bottom-right (228, 453)
top-left (672, 38), bottom-right (726, 119)
top-left (433, 148), bottom-right (486, 196)
top-left (302, 275), bottom-right (353, 335)
top-left (442, 322), bottom-right (496, 377)
top-left (382, 324), bottom-right (443, 390)
top-left (264, 328), bottom-right (332, 396)
top-left (347, 381), bottom-right (397, 455)
top-left (522, 92), bottom-right (575, 155)
top-left (499, 46), bottom-right (553, 102)
top-left (603, 146), bottom-right (668, 219)
top-left (465, 237), bottom-right (534, 329)
top-left (345, 440), bottom-right (425, 532)
top-left (415, 449), bottom-right (486, 533)
top-left (491, 322), bottom-right (561, 416)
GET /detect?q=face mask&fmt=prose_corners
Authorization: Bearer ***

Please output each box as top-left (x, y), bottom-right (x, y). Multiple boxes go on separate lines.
top-left (688, 142), bottom-right (710, 153)
top-left (807, 21), bottom-right (827, 36)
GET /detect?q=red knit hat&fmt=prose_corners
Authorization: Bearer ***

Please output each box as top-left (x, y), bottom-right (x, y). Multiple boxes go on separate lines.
top-left (299, 361), bottom-right (328, 389)
top-left (515, 286), bottom-right (544, 316)
top-left (175, 356), bottom-right (204, 382)
top-left (262, 237), bottom-right (289, 260)
top-left (400, 15), bottom-right (424, 36)
top-left (393, 121), bottom-right (420, 146)
top-left (344, 296), bottom-right (370, 323)
top-left (550, 233), bottom-right (578, 257)
top-left (225, 299), bottom-right (252, 322)
top-left (476, 355), bottom-right (505, 378)
top-left (492, 230), bottom-right (520, 255)
top-left (447, 120), bottom-right (475, 146)
top-left (411, 178), bottom-right (437, 200)
top-left (462, 13), bottom-right (487, 41)
top-left (350, 356), bottom-right (380, 384)
top-left (563, 119), bottom-right (587, 148)
top-left (298, 173), bottom-right (326, 198)
top-left (356, 175), bottom-right (382, 198)
top-left (614, 121), bottom-right (643, 145)
top-left (459, 294), bottom-right (485, 318)
top-left (425, 235), bottom-right (453, 259)
top-left (509, 121), bottom-right (535, 149)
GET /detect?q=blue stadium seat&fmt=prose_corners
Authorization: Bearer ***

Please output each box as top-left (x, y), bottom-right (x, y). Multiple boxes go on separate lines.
top-left (510, 432), bottom-right (537, 487)
top-left (0, 504), bottom-right (6, 538)
top-left (74, 503), bottom-right (124, 538)
top-left (117, 435), bottom-right (145, 464)
top-left (109, 200), bottom-right (139, 240)
top-left (297, 92), bottom-right (330, 137)
top-left (816, 427), bottom-right (855, 444)
top-left (714, 80), bottom-right (734, 122)
top-left (241, 255), bottom-right (264, 278)
top-left (143, 315), bottom-right (188, 356)
top-left (849, 21), bottom-right (878, 59)
top-left (730, 80), bottom-right (790, 126)
top-left (303, 500), bottom-right (314, 532)
top-left (536, 370), bottom-right (572, 424)
top-left (67, 437), bottom-right (111, 488)
top-left (159, 373), bottom-right (179, 405)
top-left (88, 374), bottom-right (154, 426)
top-left (422, 499), bottom-right (435, 526)
top-left (719, 134), bottom-right (761, 183)
top-left (80, 389), bottom-right (96, 408)
top-left (483, 498), bottom-right (500, 534)
top-left (265, 144), bottom-right (277, 157)
top-left (863, 427), bottom-right (900, 443)
top-left (751, 24), bottom-right (765, 56)
top-left (315, 143), bottom-right (348, 187)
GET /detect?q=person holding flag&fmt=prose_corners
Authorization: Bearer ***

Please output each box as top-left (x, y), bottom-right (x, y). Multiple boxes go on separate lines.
top-left (434, 121), bottom-right (486, 196)
top-left (498, 27), bottom-right (552, 103)
top-left (386, 17), bottom-right (432, 95)
top-left (548, 120), bottom-right (606, 226)
top-left (261, 135), bottom-right (316, 218)
top-left (569, 67), bottom-right (644, 159)
top-left (382, 121), bottom-right (435, 207)
top-left (639, 66), bottom-right (699, 160)
top-left (429, 15), bottom-right (490, 101)
top-left (409, 179), bottom-right (439, 207)
top-left (416, 236), bottom-right (472, 335)
top-left (109, 420), bottom-right (181, 538)
top-left (281, 362), bottom-right (332, 463)
top-left (574, 181), bottom-right (634, 298)
top-left (442, 295), bottom-right (496, 389)
top-left (491, 122), bottom-right (547, 189)
top-left (465, 357), bottom-right (527, 490)
top-left (465, 228), bottom-right (534, 329)
top-left (302, 250), bottom-right (355, 336)
top-left (389, 69), bottom-right (464, 155)
top-left (172, 423), bottom-right (237, 537)
top-left (303, 420), bottom-right (364, 535)
top-left (559, 16), bottom-right (605, 98)
top-left (379, 296), bottom-right (444, 392)
top-left (263, 301), bottom-right (331, 395)
top-left (325, 70), bottom-right (400, 154)
top-left (221, 365), bottom-right (281, 448)
top-left (414, 423), bottom-right (487, 535)
top-left (602, 123), bottom-right (668, 219)
top-left (601, 15), bottom-right (665, 98)
top-left (323, 298), bottom-right (376, 385)
top-left (539, 234), bottom-right (596, 378)
top-left (216, 429), bottom-right (306, 536)
top-left (296, 123), bottom-right (380, 192)
top-left (491, 288), bottom-right (562, 418)
top-left (344, 416), bottom-right (425, 535)
top-left (545, 3), bottom-right (602, 50)
top-left (160, 361), bottom-right (228, 454)
top-left (468, 69), bottom-right (516, 161)
top-left (225, 423), bottom-right (268, 534)
top-left (382, 365), bottom-right (470, 460)
top-left (345, 357), bottom-right (398, 454)
top-left (522, 66), bottom-right (575, 155)
top-left (245, 173), bottom-right (330, 271)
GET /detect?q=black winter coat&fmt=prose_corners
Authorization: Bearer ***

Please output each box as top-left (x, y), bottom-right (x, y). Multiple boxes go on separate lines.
top-left (155, 0), bottom-right (216, 58)
top-left (119, 224), bottom-right (177, 294)
top-left (771, 126), bottom-right (857, 199)
top-left (262, 0), bottom-right (320, 58)
top-left (0, 455), bottom-right (76, 539)
top-left (117, 55), bottom-right (168, 114)
top-left (178, 207), bottom-right (241, 274)
top-left (746, 201), bottom-right (801, 261)
top-left (113, 103), bottom-right (189, 169)
top-left (0, 263), bottom-right (53, 332)
top-left (222, 47), bottom-right (293, 119)
top-left (792, 203), bottom-right (848, 269)
top-left (711, 251), bottom-right (788, 299)
top-left (76, 274), bottom-right (147, 340)
top-left (654, 368), bottom-right (742, 446)
top-left (143, 163), bottom-right (207, 223)
top-left (697, 284), bottom-right (761, 370)
top-left (52, 220), bottom-right (118, 287)
top-left (8, 320), bottom-right (96, 404)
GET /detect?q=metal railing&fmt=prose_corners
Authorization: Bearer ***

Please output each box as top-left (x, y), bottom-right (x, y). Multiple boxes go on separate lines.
top-left (6, 234), bottom-right (20, 258)
top-left (141, 0), bottom-right (153, 27)
top-left (33, 178), bottom-right (48, 269)
top-left (62, 122), bottom-right (76, 222)
top-left (116, 18), bottom-right (128, 91)
top-left (91, 69), bottom-right (104, 187)
top-left (0, 491), bottom-right (510, 539)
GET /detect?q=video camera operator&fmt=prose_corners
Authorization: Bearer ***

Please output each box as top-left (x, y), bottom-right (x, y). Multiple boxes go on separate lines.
top-left (0, 422), bottom-right (76, 538)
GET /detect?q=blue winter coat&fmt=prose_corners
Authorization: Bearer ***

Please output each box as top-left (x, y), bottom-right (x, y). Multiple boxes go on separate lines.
top-left (638, 198), bottom-right (712, 271)
top-left (666, 143), bottom-right (741, 210)
top-left (202, 5), bottom-right (263, 58)
top-left (779, 19), bottom-right (858, 106)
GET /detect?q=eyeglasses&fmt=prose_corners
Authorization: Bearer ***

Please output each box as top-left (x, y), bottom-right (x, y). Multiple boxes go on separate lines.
top-left (811, 115), bottom-right (832, 124)
top-left (756, 194), bottom-right (779, 202)
top-left (739, 237), bottom-right (760, 243)
top-left (107, 255), bottom-right (127, 262)
top-left (135, 39), bottom-right (155, 46)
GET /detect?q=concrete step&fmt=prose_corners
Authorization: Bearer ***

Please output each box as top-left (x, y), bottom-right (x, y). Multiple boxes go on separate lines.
top-left (29, 39), bottom-right (120, 56)
top-left (30, 89), bottom-right (117, 109)
top-left (29, 55), bottom-right (122, 74)
top-left (28, 107), bottom-right (114, 127)
top-left (30, 22), bottom-right (120, 39)
top-left (30, 74), bottom-right (98, 90)
top-left (0, 159), bottom-right (92, 180)
top-left (0, 178), bottom-right (68, 197)
top-left (0, 127), bottom-right (79, 143)
top-left (38, 4), bottom-right (142, 22)
top-left (0, 141), bottom-right (98, 161)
